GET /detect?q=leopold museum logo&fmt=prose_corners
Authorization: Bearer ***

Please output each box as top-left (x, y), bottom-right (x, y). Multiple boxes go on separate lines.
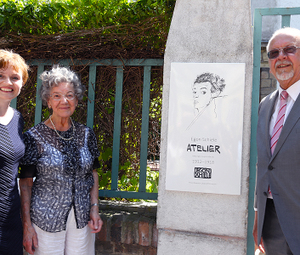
top-left (194, 167), bottom-right (212, 179)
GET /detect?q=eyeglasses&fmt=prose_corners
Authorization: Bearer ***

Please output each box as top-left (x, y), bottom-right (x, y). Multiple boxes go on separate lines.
top-left (50, 92), bottom-right (76, 101)
top-left (267, 45), bottom-right (300, 59)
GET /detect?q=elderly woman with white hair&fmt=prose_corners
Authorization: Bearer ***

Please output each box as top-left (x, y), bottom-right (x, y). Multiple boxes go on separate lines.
top-left (19, 66), bottom-right (103, 255)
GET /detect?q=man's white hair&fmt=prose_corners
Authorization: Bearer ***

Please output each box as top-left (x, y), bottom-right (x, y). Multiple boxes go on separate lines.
top-left (267, 27), bottom-right (300, 52)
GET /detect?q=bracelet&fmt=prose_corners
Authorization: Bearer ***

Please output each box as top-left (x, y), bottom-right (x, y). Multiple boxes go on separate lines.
top-left (90, 203), bottom-right (98, 208)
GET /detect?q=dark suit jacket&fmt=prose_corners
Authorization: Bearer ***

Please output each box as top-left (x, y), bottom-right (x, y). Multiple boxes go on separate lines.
top-left (256, 89), bottom-right (300, 254)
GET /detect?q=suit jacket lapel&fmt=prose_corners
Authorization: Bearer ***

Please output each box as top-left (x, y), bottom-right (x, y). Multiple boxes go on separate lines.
top-left (272, 92), bottom-right (300, 158)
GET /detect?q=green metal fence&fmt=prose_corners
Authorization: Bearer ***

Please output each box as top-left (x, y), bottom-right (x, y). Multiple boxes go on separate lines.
top-left (13, 59), bottom-right (163, 201)
top-left (248, 7), bottom-right (300, 255)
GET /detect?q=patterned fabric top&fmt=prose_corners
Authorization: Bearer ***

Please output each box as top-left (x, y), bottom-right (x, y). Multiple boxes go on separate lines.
top-left (20, 121), bottom-right (100, 233)
top-left (0, 109), bottom-right (24, 254)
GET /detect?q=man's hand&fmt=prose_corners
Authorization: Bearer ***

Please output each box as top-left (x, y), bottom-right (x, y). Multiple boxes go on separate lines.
top-left (253, 211), bottom-right (265, 253)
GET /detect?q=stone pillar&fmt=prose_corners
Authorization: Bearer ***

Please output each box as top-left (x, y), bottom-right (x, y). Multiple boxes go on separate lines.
top-left (157, 0), bottom-right (253, 254)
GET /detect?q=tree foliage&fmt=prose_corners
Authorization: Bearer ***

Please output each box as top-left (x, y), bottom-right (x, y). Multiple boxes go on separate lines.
top-left (0, 0), bottom-right (175, 35)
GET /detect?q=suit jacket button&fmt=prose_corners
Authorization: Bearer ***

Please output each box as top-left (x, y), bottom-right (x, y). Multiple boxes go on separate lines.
top-left (268, 165), bottom-right (274, 170)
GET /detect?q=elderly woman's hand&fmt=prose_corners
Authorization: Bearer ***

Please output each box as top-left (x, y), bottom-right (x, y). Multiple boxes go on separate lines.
top-left (88, 206), bottom-right (103, 233)
top-left (23, 223), bottom-right (38, 254)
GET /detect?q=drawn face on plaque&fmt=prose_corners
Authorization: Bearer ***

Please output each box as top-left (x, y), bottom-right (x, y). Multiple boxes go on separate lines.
top-left (192, 81), bottom-right (212, 113)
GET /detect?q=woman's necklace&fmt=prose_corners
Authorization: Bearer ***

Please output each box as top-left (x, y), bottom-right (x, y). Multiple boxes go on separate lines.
top-left (49, 115), bottom-right (75, 141)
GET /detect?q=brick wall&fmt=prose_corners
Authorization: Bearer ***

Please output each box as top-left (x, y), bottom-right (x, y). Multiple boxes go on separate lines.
top-left (95, 200), bottom-right (158, 255)
top-left (259, 43), bottom-right (277, 100)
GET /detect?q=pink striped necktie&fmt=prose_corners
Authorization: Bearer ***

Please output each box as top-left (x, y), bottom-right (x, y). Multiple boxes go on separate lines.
top-left (270, 90), bottom-right (289, 154)
top-left (268, 91), bottom-right (288, 198)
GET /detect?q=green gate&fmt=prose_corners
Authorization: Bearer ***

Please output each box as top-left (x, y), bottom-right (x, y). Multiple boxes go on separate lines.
top-left (13, 58), bottom-right (163, 201)
top-left (248, 7), bottom-right (300, 255)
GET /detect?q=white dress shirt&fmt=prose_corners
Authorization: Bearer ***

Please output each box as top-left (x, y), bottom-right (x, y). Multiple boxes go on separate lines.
top-left (269, 80), bottom-right (300, 136)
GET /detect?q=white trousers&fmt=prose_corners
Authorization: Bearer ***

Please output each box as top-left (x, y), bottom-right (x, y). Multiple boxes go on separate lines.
top-left (33, 208), bottom-right (95, 255)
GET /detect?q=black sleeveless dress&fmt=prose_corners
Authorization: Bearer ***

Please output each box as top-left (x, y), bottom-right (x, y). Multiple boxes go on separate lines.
top-left (0, 110), bottom-right (24, 255)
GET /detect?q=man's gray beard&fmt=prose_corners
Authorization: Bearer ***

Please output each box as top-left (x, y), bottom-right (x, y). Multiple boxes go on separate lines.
top-left (276, 70), bottom-right (294, 81)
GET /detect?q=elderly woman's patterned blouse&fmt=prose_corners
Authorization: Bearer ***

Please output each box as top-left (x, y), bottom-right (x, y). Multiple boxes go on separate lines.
top-left (20, 121), bottom-right (100, 233)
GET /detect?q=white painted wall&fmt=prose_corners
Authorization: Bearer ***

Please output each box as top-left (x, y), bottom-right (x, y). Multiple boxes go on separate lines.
top-left (157, 0), bottom-right (253, 254)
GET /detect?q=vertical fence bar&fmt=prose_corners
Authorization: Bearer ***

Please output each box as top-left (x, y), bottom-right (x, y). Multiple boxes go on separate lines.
top-left (138, 66), bottom-right (151, 193)
top-left (34, 64), bottom-right (45, 125)
top-left (247, 8), bottom-right (263, 255)
top-left (281, 15), bottom-right (291, 27)
top-left (11, 98), bottom-right (17, 109)
top-left (87, 64), bottom-right (96, 128)
top-left (111, 66), bottom-right (124, 191)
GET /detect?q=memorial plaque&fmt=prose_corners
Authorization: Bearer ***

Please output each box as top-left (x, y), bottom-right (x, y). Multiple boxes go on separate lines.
top-left (166, 63), bottom-right (245, 195)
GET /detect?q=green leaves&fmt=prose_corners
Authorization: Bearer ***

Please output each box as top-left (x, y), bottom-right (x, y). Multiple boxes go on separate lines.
top-left (0, 0), bottom-right (175, 35)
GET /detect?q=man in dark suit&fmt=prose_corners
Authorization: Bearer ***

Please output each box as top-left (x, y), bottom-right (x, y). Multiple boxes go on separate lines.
top-left (253, 27), bottom-right (300, 255)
